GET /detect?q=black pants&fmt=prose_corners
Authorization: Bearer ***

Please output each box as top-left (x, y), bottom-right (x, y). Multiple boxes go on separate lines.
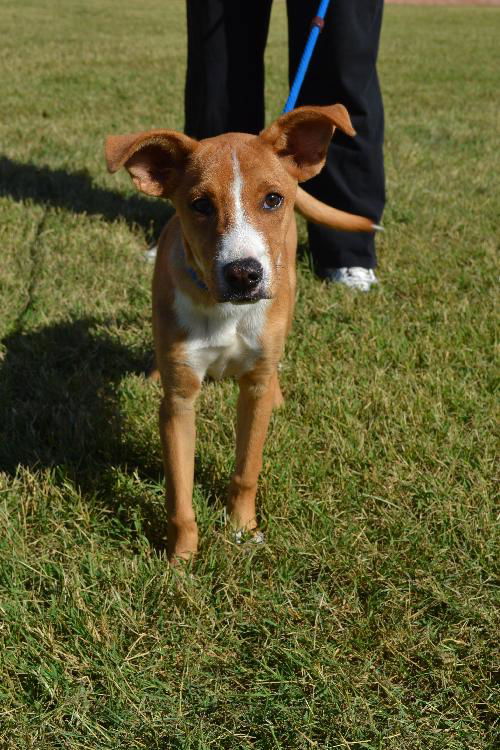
top-left (185, 0), bottom-right (385, 271)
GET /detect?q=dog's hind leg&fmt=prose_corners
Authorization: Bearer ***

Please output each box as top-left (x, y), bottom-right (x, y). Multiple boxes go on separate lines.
top-left (273, 371), bottom-right (284, 409)
top-left (147, 363), bottom-right (161, 383)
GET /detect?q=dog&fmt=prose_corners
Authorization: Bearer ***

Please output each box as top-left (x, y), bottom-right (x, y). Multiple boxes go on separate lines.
top-left (105, 104), bottom-right (378, 562)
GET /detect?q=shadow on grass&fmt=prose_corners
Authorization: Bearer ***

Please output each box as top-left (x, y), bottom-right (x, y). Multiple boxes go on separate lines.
top-left (0, 318), bottom-right (169, 547)
top-left (0, 155), bottom-right (173, 239)
top-left (0, 318), bottom-right (230, 549)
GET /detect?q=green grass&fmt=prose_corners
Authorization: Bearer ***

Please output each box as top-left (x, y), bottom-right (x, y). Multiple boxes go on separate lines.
top-left (0, 1), bottom-right (499, 748)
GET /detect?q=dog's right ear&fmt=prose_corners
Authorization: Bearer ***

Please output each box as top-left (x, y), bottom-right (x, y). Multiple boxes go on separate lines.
top-left (105, 130), bottom-right (198, 197)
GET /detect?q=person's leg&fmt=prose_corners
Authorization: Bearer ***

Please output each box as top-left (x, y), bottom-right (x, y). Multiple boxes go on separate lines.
top-left (286, 0), bottom-right (385, 279)
top-left (224, 0), bottom-right (273, 135)
top-left (185, 0), bottom-right (273, 139)
top-left (185, 0), bottom-right (228, 139)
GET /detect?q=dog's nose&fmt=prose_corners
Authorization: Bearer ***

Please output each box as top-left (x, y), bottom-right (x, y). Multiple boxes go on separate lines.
top-left (223, 258), bottom-right (263, 293)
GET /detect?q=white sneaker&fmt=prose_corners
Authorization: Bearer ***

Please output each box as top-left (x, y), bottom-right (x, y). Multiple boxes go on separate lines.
top-left (144, 243), bottom-right (158, 263)
top-left (327, 267), bottom-right (378, 291)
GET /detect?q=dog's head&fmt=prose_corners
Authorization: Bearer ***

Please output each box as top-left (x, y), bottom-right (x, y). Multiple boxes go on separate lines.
top-left (105, 104), bottom-right (355, 304)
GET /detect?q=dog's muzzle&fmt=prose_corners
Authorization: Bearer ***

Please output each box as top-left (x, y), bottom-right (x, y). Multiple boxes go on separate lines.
top-left (220, 258), bottom-right (265, 302)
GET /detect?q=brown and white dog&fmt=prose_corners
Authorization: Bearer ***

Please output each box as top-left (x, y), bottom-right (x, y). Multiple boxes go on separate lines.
top-left (105, 104), bottom-right (378, 562)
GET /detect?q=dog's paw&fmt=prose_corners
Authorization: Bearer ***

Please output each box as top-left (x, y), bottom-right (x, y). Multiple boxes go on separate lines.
top-left (167, 519), bottom-right (199, 563)
top-left (234, 528), bottom-right (265, 545)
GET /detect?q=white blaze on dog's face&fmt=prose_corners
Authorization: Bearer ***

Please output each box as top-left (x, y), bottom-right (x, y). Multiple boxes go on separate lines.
top-left (216, 151), bottom-right (272, 298)
top-left (172, 133), bottom-right (297, 303)
top-left (104, 105), bottom-right (356, 303)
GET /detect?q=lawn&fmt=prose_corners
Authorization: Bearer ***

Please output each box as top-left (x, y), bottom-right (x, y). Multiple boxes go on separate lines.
top-left (0, 1), bottom-right (498, 748)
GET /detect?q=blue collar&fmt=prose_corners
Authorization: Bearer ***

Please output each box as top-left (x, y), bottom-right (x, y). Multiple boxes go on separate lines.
top-left (186, 263), bottom-right (208, 291)
top-left (181, 243), bottom-right (208, 291)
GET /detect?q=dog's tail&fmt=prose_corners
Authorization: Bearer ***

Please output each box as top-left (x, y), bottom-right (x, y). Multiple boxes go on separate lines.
top-left (294, 187), bottom-right (382, 233)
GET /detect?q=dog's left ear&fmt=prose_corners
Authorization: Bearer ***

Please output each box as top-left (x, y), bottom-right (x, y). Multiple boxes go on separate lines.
top-left (105, 130), bottom-right (198, 197)
top-left (259, 104), bottom-right (355, 182)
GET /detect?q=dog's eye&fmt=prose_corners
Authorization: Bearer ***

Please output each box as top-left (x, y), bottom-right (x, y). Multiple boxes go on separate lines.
top-left (191, 197), bottom-right (214, 215)
top-left (263, 193), bottom-right (283, 210)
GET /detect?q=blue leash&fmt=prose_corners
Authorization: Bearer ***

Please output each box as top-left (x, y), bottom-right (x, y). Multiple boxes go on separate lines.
top-left (282, 2), bottom-right (383, 233)
top-left (283, 0), bottom-right (331, 113)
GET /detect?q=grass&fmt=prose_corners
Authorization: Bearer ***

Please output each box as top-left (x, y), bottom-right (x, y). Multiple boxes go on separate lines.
top-left (0, 1), bottom-right (498, 748)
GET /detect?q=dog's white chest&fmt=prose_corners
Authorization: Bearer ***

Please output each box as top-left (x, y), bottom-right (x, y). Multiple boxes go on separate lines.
top-left (174, 290), bottom-right (270, 381)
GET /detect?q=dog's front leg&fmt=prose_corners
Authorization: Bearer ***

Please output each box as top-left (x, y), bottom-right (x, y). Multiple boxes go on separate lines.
top-left (227, 369), bottom-right (278, 534)
top-left (159, 381), bottom-right (200, 562)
